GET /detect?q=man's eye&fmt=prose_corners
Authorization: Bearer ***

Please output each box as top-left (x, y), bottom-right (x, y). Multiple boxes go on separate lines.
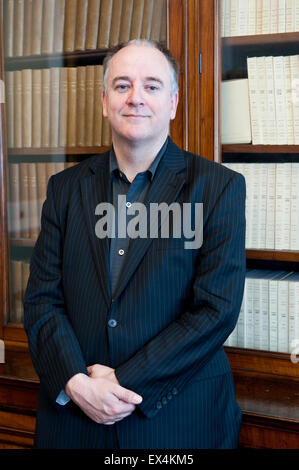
top-left (146, 85), bottom-right (159, 91)
top-left (116, 84), bottom-right (129, 91)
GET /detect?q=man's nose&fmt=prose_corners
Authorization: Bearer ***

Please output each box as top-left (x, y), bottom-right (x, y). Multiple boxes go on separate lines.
top-left (126, 86), bottom-right (145, 106)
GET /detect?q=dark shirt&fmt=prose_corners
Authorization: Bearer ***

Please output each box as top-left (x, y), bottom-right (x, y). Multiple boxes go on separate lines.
top-left (109, 137), bottom-right (169, 296)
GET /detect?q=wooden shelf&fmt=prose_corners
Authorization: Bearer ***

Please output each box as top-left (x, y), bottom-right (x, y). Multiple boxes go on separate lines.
top-left (10, 238), bottom-right (36, 248)
top-left (223, 144), bottom-right (299, 154)
top-left (8, 146), bottom-right (110, 156)
top-left (222, 31), bottom-right (299, 47)
top-left (246, 249), bottom-right (299, 262)
top-left (4, 48), bottom-right (110, 70)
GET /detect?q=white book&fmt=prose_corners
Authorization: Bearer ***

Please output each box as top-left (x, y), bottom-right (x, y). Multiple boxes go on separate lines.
top-left (262, 0), bottom-right (271, 33)
top-left (244, 273), bottom-right (256, 348)
top-left (278, 0), bottom-right (286, 32)
top-left (273, 56), bottom-right (288, 144)
top-left (256, 57), bottom-right (268, 144)
top-left (270, 0), bottom-right (279, 33)
top-left (230, 0), bottom-right (239, 36)
top-left (295, 0), bottom-right (299, 30)
top-left (286, 0), bottom-right (295, 31)
top-left (259, 271), bottom-right (275, 351)
top-left (224, 0), bottom-right (231, 37)
top-left (290, 163), bottom-right (299, 250)
top-left (251, 165), bottom-right (261, 248)
top-left (258, 164), bottom-right (268, 248)
top-left (284, 56), bottom-right (295, 144)
top-left (275, 164), bottom-right (292, 250)
top-left (265, 56), bottom-right (277, 144)
top-left (290, 55), bottom-right (299, 144)
top-left (242, 164), bottom-right (255, 248)
top-left (221, 79), bottom-right (252, 144)
top-left (269, 271), bottom-right (289, 351)
top-left (277, 275), bottom-right (291, 352)
top-left (248, 0), bottom-right (257, 35)
top-left (288, 273), bottom-right (299, 353)
top-left (238, 0), bottom-right (249, 35)
top-left (265, 163), bottom-right (276, 249)
top-left (221, 0), bottom-right (226, 37)
top-left (247, 57), bottom-right (262, 144)
top-left (237, 293), bottom-right (246, 347)
top-left (253, 277), bottom-right (262, 348)
top-left (256, 0), bottom-right (263, 34)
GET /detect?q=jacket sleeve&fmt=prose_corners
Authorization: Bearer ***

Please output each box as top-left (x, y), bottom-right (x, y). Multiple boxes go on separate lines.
top-left (24, 176), bottom-right (88, 403)
top-left (115, 172), bottom-right (246, 418)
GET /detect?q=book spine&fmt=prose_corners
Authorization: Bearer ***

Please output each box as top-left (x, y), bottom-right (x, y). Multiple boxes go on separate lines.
top-left (85, 0), bottom-right (101, 50)
top-left (22, 69), bottom-right (32, 148)
top-left (253, 278), bottom-right (261, 349)
top-left (67, 68), bottom-right (77, 147)
top-left (8, 164), bottom-right (21, 239)
top-left (119, 0), bottom-right (134, 43)
top-left (32, 69), bottom-right (42, 148)
top-left (109, 0), bottom-right (123, 46)
top-left (140, 0), bottom-right (154, 39)
top-left (19, 163), bottom-right (30, 238)
top-left (273, 56), bottom-right (288, 144)
top-left (59, 68), bottom-right (69, 148)
top-left (85, 66), bottom-right (95, 147)
top-left (14, 71), bottom-right (23, 148)
top-left (290, 163), bottom-right (299, 250)
top-left (64, 0), bottom-right (78, 52)
top-left (93, 65), bottom-right (103, 146)
top-left (130, 0), bottom-right (145, 39)
top-left (75, 0), bottom-right (88, 50)
top-left (256, 56), bottom-right (268, 144)
top-left (248, 0), bottom-right (257, 35)
top-left (27, 163), bottom-right (39, 239)
top-left (284, 55), bottom-right (295, 144)
top-left (256, 0), bottom-right (263, 34)
top-left (270, 0), bottom-right (279, 33)
top-left (41, 0), bottom-right (56, 54)
top-left (4, 0), bottom-right (14, 57)
top-left (278, 0), bottom-right (286, 32)
top-left (238, 0), bottom-right (249, 36)
top-left (260, 278), bottom-right (270, 350)
top-left (286, 0), bottom-right (295, 31)
top-left (245, 277), bottom-right (254, 348)
top-left (247, 57), bottom-right (262, 145)
top-left (23, 0), bottom-right (33, 56)
top-left (14, 0), bottom-right (24, 57)
top-left (11, 260), bottom-right (23, 323)
top-left (53, 0), bottom-right (66, 53)
top-left (50, 68), bottom-right (60, 148)
top-left (76, 66), bottom-right (86, 147)
top-left (290, 55), bottom-right (299, 145)
top-left (36, 163), bottom-right (48, 223)
top-left (41, 68), bottom-right (51, 148)
top-left (97, 0), bottom-right (114, 49)
top-left (262, 0), bottom-right (271, 34)
top-left (31, 0), bottom-right (43, 55)
top-left (230, 0), bottom-right (239, 37)
top-left (265, 163), bottom-right (276, 249)
top-left (269, 279), bottom-right (278, 351)
top-left (265, 56), bottom-right (277, 144)
top-left (277, 279), bottom-right (289, 352)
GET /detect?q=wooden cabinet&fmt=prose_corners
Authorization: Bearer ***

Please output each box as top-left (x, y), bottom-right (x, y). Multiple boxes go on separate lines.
top-left (0, 0), bottom-right (298, 449)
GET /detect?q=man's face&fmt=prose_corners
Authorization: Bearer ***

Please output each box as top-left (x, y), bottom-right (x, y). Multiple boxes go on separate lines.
top-left (102, 45), bottom-right (178, 145)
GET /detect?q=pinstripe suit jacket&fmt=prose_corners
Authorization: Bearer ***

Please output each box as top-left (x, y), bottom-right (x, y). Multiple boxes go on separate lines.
top-left (24, 138), bottom-right (246, 449)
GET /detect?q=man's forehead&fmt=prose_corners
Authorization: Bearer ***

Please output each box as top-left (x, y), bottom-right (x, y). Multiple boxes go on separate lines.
top-left (109, 45), bottom-right (170, 77)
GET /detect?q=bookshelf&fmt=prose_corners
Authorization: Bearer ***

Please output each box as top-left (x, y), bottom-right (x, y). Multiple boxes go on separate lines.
top-left (219, 0), bottom-right (299, 449)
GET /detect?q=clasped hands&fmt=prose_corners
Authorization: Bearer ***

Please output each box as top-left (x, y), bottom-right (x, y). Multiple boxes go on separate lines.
top-left (65, 364), bottom-right (142, 425)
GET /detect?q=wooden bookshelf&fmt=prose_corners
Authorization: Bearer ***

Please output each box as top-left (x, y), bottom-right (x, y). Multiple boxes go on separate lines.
top-left (246, 250), bottom-right (299, 263)
top-left (222, 31), bottom-right (299, 47)
top-left (223, 144), bottom-right (299, 154)
top-left (8, 146), bottom-right (110, 156)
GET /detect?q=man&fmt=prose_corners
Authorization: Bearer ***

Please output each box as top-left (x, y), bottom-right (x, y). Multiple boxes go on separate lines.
top-left (24, 39), bottom-right (246, 449)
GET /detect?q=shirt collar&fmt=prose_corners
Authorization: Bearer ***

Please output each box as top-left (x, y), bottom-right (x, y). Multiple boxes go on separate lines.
top-left (109, 137), bottom-right (169, 182)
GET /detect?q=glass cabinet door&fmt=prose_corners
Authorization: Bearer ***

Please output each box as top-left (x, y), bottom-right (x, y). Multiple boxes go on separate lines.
top-left (2, 0), bottom-right (167, 329)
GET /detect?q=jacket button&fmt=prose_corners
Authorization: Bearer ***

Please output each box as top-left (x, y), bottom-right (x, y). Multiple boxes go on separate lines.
top-left (162, 396), bottom-right (167, 405)
top-left (167, 392), bottom-right (173, 400)
top-left (156, 401), bottom-right (162, 409)
top-left (108, 319), bottom-right (118, 328)
top-left (172, 387), bottom-right (178, 395)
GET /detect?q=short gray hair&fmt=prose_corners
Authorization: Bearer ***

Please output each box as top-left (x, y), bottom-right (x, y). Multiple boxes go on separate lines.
top-left (102, 39), bottom-right (179, 96)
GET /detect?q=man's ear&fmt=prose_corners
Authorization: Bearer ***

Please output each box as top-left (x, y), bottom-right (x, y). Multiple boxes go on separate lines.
top-left (102, 90), bottom-right (108, 118)
top-left (170, 92), bottom-right (179, 120)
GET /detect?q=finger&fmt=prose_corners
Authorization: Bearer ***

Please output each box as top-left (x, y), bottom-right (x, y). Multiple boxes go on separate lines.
top-left (114, 385), bottom-right (142, 405)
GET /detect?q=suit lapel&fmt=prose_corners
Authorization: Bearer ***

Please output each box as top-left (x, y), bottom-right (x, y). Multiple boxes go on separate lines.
top-left (112, 140), bottom-right (186, 302)
top-left (80, 152), bottom-right (111, 308)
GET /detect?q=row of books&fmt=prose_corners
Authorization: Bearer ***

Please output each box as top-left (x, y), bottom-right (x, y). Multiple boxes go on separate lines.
top-left (224, 163), bottom-right (299, 250)
top-left (8, 161), bottom-right (77, 240)
top-left (247, 55), bottom-right (299, 145)
top-left (9, 259), bottom-right (30, 324)
top-left (225, 269), bottom-right (299, 353)
top-left (221, 0), bottom-right (299, 37)
top-left (5, 65), bottom-right (112, 149)
top-left (4, 0), bottom-right (166, 58)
